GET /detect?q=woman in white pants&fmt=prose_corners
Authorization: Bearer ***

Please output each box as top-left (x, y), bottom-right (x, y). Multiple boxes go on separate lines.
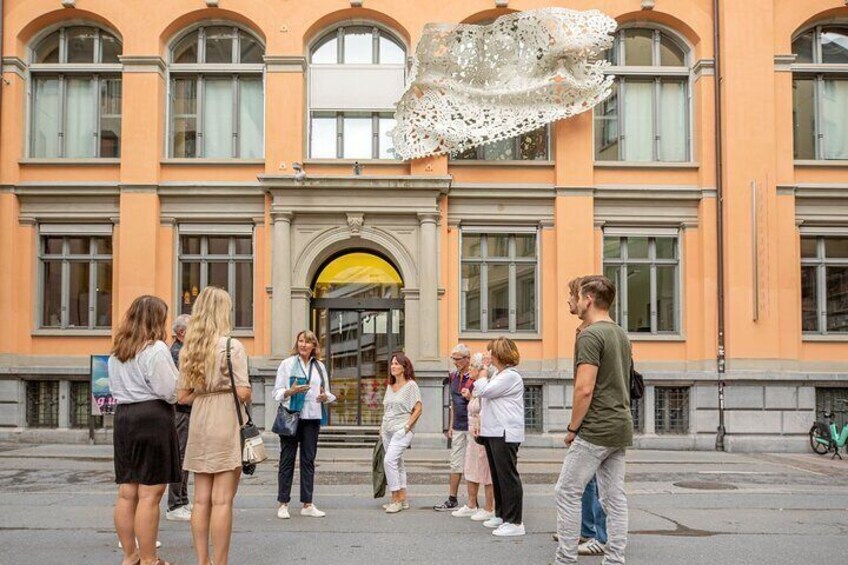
top-left (381, 352), bottom-right (422, 513)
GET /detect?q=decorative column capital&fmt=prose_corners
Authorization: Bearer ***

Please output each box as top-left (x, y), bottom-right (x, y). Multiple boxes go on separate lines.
top-left (417, 212), bottom-right (441, 226)
top-left (271, 210), bottom-right (293, 224)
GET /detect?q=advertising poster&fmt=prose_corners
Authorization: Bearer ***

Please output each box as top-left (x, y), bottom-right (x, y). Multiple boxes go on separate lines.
top-left (90, 354), bottom-right (114, 416)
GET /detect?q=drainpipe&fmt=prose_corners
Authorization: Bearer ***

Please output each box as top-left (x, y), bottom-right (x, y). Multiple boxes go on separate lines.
top-left (713, 0), bottom-right (727, 451)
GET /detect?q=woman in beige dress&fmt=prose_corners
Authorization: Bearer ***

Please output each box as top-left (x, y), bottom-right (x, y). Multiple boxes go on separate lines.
top-left (457, 353), bottom-right (495, 523)
top-left (177, 287), bottom-right (251, 565)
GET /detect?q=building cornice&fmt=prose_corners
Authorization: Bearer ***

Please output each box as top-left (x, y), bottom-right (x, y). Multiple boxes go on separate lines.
top-left (774, 54), bottom-right (797, 72)
top-left (1, 56), bottom-right (27, 78)
top-left (260, 174), bottom-right (452, 193)
top-left (119, 55), bottom-right (167, 75)
top-left (264, 55), bottom-right (307, 73)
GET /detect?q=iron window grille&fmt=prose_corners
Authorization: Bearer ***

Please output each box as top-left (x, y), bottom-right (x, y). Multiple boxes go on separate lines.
top-left (603, 235), bottom-right (680, 334)
top-left (29, 26), bottom-right (123, 158)
top-left (524, 385), bottom-right (543, 432)
top-left (70, 381), bottom-right (103, 429)
top-left (654, 386), bottom-right (690, 434)
top-left (816, 387), bottom-right (848, 430)
top-left (631, 396), bottom-right (644, 434)
top-left (801, 236), bottom-right (848, 334)
top-left (39, 234), bottom-right (113, 329)
top-left (178, 234), bottom-right (254, 329)
top-left (460, 231), bottom-right (539, 333)
top-left (26, 381), bottom-right (59, 428)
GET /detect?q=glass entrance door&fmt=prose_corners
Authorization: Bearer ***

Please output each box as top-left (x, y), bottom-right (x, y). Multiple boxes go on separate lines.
top-left (321, 308), bottom-right (404, 426)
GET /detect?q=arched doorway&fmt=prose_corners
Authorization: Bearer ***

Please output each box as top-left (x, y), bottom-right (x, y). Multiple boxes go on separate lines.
top-left (312, 252), bottom-right (404, 426)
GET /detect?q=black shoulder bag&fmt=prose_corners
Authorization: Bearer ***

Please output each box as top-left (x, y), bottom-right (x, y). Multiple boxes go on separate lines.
top-left (227, 337), bottom-right (267, 475)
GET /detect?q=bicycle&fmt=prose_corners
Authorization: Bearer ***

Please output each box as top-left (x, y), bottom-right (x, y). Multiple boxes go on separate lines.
top-left (809, 400), bottom-right (848, 459)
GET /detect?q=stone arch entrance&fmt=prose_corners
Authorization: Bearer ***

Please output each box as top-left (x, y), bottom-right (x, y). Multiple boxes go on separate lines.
top-left (311, 251), bottom-right (405, 426)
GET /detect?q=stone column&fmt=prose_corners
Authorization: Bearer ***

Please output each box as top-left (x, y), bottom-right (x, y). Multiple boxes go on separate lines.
top-left (417, 213), bottom-right (440, 361)
top-left (270, 211), bottom-right (293, 358)
top-left (401, 288), bottom-right (420, 362)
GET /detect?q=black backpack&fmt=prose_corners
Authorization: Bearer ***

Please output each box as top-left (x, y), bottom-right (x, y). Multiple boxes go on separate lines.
top-left (630, 360), bottom-right (645, 401)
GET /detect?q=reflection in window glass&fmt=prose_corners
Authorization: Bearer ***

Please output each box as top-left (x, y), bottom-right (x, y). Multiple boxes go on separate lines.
top-left (801, 265), bottom-right (818, 332)
top-left (312, 37), bottom-right (338, 64)
top-left (624, 29), bottom-right (653, 66)
top-left (42, 261), bottom-right (63, 327)
top-left (378, 116), bottom-right (396, 159)
top-left (659, 35), bottom-right (685, 66)
top-left (792, 31), bottom-right (814, 64)
top-left (488, 264), bottom-right (510, 330)
top-left (239, 31), bottom-right (263, 64)
top-left (656, 266), bottom-right (676, 332)
top-left (68, 262), bottom-right (91, 327)
top-left (801, 237), bottom-right (818, 258)
top-left (793, 79), bottom-right (816, 160)
top-left (516, 264), bottom-right (536, 331)
top-left (235, 262), bottom-right (253, 328)
top-left (628, 237), bottom-right (649, 259)
top-left (515, 235), bottom-right (536, 258)
top-left (343, 115), bottom-right (372, 159)
top-left (96, 263), bottom-right (113, 327)
top-left (67, 27), bottom-right (96, 63)
top-left (344, 29), bottom-right (373, 64)
top-left (462, 234), bottom-right (481, 258)
top-left (35, 31), bottom-right (61, 63)
top-left (462, 264), bottom-right (481, 331)
top-left (822, 80), bottom-right (848, 160)
top-left (627, 265), bottom-right (651, 333)
top-left (310, 115), bottom-right (337, 158)
top-left (205, 27), bottom-right (234, 64)
top-left (821, 29), bottom-right (848, 64)
top-left (32, 78), bottom-right (61, 158)
top-left (826, 266), bottom-right (848, 332)
top-left (604, 265), bottom-right (621, 322)
top-left (825, 238), bottom-right (848, 259)
top-left (173, 31), bottom-right (199, 63)
top-left (488, 235), bottom-right (509, 258)
top-left (208, 237), bottom-right (229, 255)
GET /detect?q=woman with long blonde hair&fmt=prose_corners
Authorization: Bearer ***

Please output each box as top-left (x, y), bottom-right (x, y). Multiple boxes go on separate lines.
top-left (108, 295), bottom-right (180, 565)
top-left (177, 287), bottom-right (251, 565)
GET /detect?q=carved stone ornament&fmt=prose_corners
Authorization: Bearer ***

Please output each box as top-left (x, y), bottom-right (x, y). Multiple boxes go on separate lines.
top-left (391, 8), bottom-right (617, 160)
top-left (61, 0), bottom-right (76, 8)
top-left (346, 213), bottom-right (365, 236)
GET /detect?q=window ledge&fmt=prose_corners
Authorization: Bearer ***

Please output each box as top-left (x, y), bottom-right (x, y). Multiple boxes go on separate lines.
top-left (594, 161), bottom-right (700, 169)
top-left (459, 332), bottom-right (541, 341)
top-left (803, 334), bottom-right (848, 342)
top-left (449, 160), bottom-right (554, 167)
top-left (20, 158), bottom-right (120, 166)
top-left (303, 159), bottom-right (403, 165)
top-left (794, 160), bottom-right (848, 167)
top-left (628, 334), bottom-right (686, 342)
top-left (32, 329), bottom-right (112, 337)
top-left (231, 330), bottom-right (255, 338)
top-left (161, 159), bottom-right (265, 166)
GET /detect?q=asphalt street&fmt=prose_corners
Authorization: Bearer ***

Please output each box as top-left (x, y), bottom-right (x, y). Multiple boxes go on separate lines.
top-left (1, 443), bottom-right (847, 564)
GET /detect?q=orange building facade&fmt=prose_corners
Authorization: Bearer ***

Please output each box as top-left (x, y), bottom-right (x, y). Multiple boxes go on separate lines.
top-left (1, 0), bottom-right (847, 450)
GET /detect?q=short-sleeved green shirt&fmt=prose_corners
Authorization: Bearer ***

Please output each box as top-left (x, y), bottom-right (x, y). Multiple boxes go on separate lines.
top-left (574, 321), bottom-right (633, 448)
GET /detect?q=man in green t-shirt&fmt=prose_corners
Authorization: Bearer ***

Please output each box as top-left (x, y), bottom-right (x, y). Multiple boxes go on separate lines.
top-left (554, 275), bottom-right (632, 565)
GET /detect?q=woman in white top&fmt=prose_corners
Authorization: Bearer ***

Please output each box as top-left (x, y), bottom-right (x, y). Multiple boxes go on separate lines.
top-left (272, 330), bottom-right (336, 519)
top-left (472, 337), bottom-right (526, 537)
top-left (381, 352), bottom-right (423, 513)
top-left (108, 295), bottom-right (180, 565)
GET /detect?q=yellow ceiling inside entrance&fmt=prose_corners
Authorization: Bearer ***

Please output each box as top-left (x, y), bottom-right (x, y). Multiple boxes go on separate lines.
top-left (315, 253), bottom-right (402, 286)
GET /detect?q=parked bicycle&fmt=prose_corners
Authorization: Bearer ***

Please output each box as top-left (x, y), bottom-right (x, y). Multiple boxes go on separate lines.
top-left (809, 400), bottom-right (848, 459)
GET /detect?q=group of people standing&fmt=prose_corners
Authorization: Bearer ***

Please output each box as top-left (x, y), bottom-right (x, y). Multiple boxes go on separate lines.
top-left (106, 273), bottom-right (632, 565)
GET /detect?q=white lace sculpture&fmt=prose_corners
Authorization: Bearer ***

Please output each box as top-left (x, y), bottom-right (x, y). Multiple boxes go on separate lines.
top-left (391, 8), bottom-right (617, 161)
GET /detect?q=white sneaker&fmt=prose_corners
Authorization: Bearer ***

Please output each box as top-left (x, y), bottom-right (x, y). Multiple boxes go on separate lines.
top-left (470, 508), bottom-right (494, 521)
top-left (382, 501), bottom-right (410, 510)
top-left (301, 505), bottom-right (326, 518)
top-left (483, 516), bottom-right (504, 529)
top-left (492, 522), bottom-right (526, 537)
top-left (276, 505), bottom-right (290, 519)
top-left (451, 505), bottom-right (478, 518)
top-left (578, 538), bottom-right (607, 556)
top-left (384, 502), bottom-right (404, 513)
top-left (165, 505), bottom-right (192, 521)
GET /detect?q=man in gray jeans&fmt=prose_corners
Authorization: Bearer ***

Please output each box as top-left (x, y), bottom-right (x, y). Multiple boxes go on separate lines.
top-left (555, 275), bottom-right (632, 565)
top-left (166, 314), bottom-right (191, 521)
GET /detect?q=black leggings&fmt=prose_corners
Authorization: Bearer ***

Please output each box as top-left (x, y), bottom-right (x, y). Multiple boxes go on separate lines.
top-left (483, 435), bottom-right (523, 524)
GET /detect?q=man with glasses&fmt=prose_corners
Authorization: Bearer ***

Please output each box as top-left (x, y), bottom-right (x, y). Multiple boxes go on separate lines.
top-left (434, 344), bottom-right (473, 512)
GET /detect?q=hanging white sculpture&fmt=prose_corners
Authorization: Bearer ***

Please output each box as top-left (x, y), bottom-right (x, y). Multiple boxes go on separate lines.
top-left (391, 8), bottom-right (617, 161)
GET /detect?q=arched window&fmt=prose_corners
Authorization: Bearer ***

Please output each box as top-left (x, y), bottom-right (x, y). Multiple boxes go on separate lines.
top-left (168, 25), bottom-right (265, 159)
top-left (308, 26), bottom-right (406, 160)
top-left (595, 28), bottom-right (691, 163)
top-left (30, 26), bottom-right (122, 158)
top-left (792, 26), bottom-right (848, 160)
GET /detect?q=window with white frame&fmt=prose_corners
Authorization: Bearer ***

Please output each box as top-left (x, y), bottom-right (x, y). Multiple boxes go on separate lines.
top-left (603, 231), bottom-right (680, 334)
top-left (39, 227), bottom-right (113, 329)
top-left (595, 28), bottom-right (690, 163)
top-left (792, 26), bottom-right (848, 160)
top-left (168, 25), bottom-right (264, 159)
top-left (308, 26), bottom-right (406, 159)
top-left (30, 26), bottom-right (122, 158)
top-left (461, 231), bottom-right (538, 333)
top-left (801, 235), bottom-right (848, 334)
top-left (179, 229), bottom-right (254, 329)
top-left (451, 126), bottom-right (550, 161)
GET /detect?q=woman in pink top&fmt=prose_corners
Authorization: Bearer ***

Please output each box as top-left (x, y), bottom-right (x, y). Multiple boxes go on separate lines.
top-left (456, 353), bottom-right (495, 522)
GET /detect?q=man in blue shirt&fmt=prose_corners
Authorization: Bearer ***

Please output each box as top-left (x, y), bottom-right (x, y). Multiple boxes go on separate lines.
top-left (434, 344), bottom-right (473, 512)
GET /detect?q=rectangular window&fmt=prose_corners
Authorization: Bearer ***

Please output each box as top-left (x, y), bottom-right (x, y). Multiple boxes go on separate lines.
top-left (815, 387), bottom-right (848, 430)
top-left (179, 232), bottom-right (254, 329)
top-left (524, 385), bottom-right (543, 432)
top-left (460, 231), bottom-right (538, 333)
top-left (451, 126), bottom-right (549, 161)
top-left (794, 76), bottom-right (848, 160)
top-left (31, 76), bottom-right (122, 158)
top-left (595, 78), bottom-right (689, 162)
top-left (655, 386), bottom-right (689, 434)
top-left (603, 234), bottom-right (680, 334)
top-left (308, 112), bottom-right (395, 159)
top-left (801, 236), bottom-right (848, 334)
top-left (70, 381), bottom-right (103, 429)
top-left (39, 233), bottom-right (113, 329)
top-left (170, 75), bottom-right (263, 158)
top-left (26, 381), bottom-right (59, 428)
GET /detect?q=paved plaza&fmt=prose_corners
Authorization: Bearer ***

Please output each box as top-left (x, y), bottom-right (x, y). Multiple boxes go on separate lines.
top-left (1, 442), bottom-right (848, 564)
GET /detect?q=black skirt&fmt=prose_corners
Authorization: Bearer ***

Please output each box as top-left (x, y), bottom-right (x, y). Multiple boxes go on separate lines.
top-left (114, 399), bottom-right (181, 485)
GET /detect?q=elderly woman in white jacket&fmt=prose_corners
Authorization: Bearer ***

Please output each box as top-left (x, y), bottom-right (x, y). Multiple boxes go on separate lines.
top-left (472, 337), bottom-right (526, 538)
top-left (272, 330), bottom-right (336, 519)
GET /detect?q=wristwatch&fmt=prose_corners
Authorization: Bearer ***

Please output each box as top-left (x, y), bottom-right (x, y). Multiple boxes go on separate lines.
top-left (567, 424), bottom-right (581, 434)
